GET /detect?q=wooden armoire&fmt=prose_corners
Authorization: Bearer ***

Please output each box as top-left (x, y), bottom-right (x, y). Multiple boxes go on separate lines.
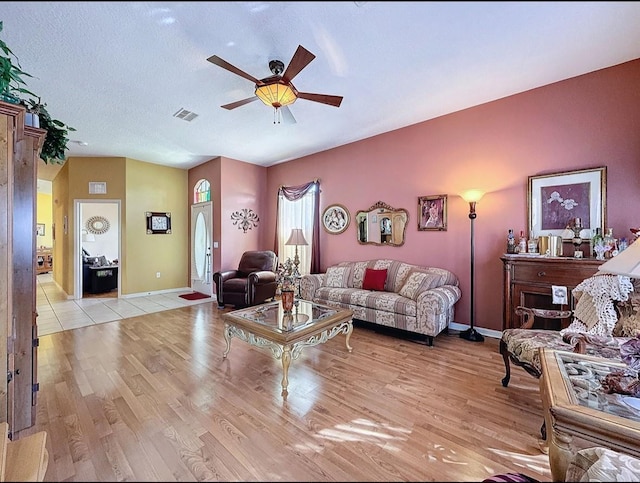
top-left (0, 100), bottom-right (46, 437)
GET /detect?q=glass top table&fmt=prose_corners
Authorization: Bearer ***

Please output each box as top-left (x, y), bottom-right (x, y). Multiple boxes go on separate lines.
top-left (221, 299), bottom-right (353, 396)
top-left (539, 348), bottom-right (640, 481)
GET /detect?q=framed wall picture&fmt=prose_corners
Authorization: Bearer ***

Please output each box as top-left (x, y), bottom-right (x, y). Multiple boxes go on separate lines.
top-left (528, 167), bottom-right (606, 240)
top-left (418, 195), bottom-right (447, 231)
top-left (36, 223), bottom-right (45, 236)
top-left (146, 211), bottom-right (172, 234)
top-left (322, 204), bottom-right (350, 234)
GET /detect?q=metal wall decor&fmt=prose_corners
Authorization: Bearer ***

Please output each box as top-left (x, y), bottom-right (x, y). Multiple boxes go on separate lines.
top-left (231, 208), bottom-right (259, 233)
top-left (86, 215), bottom-right (110, 235)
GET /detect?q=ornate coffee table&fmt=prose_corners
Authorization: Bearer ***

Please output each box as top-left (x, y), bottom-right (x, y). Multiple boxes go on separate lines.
top-left (221, 299), bottom-right (353, 396)
top-left (539, 348), bottom-right (640, 481)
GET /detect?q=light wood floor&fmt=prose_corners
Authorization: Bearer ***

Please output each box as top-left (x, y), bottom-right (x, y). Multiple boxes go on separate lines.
top-left (19, 302), bottom-right (552, 482)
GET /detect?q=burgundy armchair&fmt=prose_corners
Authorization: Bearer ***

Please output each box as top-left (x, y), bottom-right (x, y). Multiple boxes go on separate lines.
top-left (213, 250), bottom-right (279, 308)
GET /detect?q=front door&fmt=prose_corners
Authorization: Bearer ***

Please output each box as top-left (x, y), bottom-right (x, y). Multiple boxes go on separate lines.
top-left (190, 202), bottom-right (213, 296)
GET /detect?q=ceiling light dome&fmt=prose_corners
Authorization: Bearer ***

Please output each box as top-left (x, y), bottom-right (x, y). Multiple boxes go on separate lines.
top-left (255, 79), bottom-right (298, 108)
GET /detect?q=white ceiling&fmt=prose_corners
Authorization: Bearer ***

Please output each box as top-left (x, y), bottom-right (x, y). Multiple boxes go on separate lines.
top-left (3, 1), bottom-right (640, 180)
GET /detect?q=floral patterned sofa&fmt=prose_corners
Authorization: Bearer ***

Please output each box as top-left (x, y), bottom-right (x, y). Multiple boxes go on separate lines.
top-left (299, 259), bottom-right (461, 346)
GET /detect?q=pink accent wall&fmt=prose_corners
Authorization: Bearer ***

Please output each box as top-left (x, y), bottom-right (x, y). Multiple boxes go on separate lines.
top-left (188, 156), bottom-right (268, 275)
top-left (262, 59), bottom-right (640, 332)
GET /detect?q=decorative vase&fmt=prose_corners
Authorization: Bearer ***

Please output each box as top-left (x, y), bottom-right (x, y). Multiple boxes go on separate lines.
top-left (281, 290), bottom-right (294, 312)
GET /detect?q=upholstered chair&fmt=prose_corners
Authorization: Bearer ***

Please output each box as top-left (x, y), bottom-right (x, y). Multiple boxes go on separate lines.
top-left (500, 275), bottom-right (639, 389)
top-left (213, 250), bottom-right (278, 309)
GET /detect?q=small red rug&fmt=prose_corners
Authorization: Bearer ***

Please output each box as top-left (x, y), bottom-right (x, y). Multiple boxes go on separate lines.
top-left (179, 292), bottom-right (211, 301)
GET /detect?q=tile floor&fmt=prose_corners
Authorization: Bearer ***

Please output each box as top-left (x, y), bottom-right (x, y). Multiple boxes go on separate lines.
top-left (36, 273), bottom-right (215, 336)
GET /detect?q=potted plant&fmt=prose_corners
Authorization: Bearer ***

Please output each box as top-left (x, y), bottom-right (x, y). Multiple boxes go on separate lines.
top-left (20, 96), bottom-right (42, 128)
top-left (36, 101), bottom-right (76, 164)
top-left (0, 20), bottom-right (36, 104)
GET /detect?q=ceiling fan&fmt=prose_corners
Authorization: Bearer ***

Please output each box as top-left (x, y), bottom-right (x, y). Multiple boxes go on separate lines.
top-left (207, 45), bottom-right (343, 124)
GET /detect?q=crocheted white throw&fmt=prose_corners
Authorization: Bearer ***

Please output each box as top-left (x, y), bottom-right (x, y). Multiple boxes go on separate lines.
top-left (560, 273), bottom-right (634, 337)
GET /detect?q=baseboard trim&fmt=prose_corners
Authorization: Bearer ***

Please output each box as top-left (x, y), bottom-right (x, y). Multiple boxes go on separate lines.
top-left (121, 287), bottom-right (216, 301)
top-left (449, 322), bottom-right (501, 340)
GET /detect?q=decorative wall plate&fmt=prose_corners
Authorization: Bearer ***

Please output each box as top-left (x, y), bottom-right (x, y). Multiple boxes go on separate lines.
top-left (322, 204), bottom-right (350, 234)
top-left (86, 215), bottom-right (110, 235)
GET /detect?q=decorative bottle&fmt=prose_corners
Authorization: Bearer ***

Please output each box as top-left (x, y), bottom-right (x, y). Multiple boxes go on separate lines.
top-left (518, 231), bottom-right (527, 254)
top-left (592, 228), bottom-right (604, 259)
top-left (507, 229), bottom-right (517, 254)
top-left (603, 228), bottom-right (616, 258)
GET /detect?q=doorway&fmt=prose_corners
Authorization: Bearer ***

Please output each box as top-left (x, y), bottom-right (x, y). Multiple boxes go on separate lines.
top-left (190, 202), bottom-right (213, 296)
top-left (74, 200), bottom-right (121, 299)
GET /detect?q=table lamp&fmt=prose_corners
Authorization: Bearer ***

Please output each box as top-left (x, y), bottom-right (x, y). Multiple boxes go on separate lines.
top-left (285, 228), bottom-right (308, 277)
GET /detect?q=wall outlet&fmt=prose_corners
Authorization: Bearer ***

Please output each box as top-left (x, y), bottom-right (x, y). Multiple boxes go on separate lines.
top-left (156, 272), bottom-right (161, 278)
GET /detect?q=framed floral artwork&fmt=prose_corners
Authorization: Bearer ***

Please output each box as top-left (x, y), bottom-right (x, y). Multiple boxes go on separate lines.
top-left (322, 204), bottom-right (350, 234)
top-left (528, 167), bottom-right (606, 241)
top-left (418, 195), bottom-right (447, 231)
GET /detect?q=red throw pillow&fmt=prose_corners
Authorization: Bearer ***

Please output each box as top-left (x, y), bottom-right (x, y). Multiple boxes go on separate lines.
top-left (363, 268), bottom-right (387, 291)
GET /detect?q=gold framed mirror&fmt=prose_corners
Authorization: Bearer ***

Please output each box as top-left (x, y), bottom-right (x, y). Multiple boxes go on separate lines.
top-left (355, 201), bottom-right (409, 246)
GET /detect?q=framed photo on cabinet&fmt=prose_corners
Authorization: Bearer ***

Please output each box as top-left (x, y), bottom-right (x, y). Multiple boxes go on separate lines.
top-left (528, 167), bottom-right (606, 240)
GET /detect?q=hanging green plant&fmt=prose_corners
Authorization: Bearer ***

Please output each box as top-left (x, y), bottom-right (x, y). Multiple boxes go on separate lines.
top-left (37, 102), bottom-right (76, 164)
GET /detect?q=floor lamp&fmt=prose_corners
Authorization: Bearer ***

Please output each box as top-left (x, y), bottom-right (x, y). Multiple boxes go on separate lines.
top-left (460, 189), bottom-right (485, 342)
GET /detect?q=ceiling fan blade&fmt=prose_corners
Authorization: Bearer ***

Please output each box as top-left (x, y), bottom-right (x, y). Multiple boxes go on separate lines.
top-left (207, 55), bottom-right (264, 85)
top-left (281, 45), bottom-right (316, 84)
top-left (221, 96), bottom-right (259, 110)
top-left (297, 92), bottom-right (343, 108)
top-left (280, 106), bottom-right (296, 124)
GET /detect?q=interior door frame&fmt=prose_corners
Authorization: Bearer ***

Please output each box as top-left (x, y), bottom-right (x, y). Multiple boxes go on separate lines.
top-left (73, 199), bottom-right (121, 299)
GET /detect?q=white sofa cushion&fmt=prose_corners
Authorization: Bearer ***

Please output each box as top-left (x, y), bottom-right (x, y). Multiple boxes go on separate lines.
top-left (323, 266), bottom-right (351, 288)
top-left (398, 270), bottom-right (440, 300)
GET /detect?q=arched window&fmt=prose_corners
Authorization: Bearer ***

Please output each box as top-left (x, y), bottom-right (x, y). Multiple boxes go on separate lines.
top-left (194, 179), bottom-right (210, 204)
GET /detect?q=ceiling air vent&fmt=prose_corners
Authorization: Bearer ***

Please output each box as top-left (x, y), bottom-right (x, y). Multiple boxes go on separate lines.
top-left (89, 182), bottom-right (107, 194)
top-left (173, 108), bottom-right (199, 122)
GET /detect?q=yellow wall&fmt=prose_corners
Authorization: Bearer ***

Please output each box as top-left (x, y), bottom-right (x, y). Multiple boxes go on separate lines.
top-left (51, 163), bottom-right (69, 291)
top-left (36, 192), bottom-right (53, 248)
top-left (52, 156), bottom-right (189, 295)
top-left (124, 159), bottom-right (188, 293)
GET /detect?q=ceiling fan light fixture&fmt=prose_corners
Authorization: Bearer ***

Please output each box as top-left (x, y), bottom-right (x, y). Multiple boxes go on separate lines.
top-left (255, 81), bottom-right (297, 108)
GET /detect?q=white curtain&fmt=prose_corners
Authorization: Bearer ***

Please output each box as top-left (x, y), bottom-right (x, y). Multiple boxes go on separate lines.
top-left (277, 188), bottom-right (315, 275)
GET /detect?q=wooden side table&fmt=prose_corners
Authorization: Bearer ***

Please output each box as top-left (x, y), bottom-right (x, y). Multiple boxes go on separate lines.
top-left (539, 348), bottom-right (640, 481)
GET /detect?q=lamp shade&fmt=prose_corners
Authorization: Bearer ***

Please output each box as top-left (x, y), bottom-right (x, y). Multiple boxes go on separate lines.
top-left (285, 228), bottom-right (308, 246)
top-left (461, 189), bottom-right (485, 203)
top-left (255, 81), bottom-right (297, 108)
top-left (598, 240), bottom-right (640, 277)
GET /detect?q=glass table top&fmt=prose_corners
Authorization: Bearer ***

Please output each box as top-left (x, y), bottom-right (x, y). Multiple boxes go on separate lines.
top-left (555, 351), bottom-right (640, 422)
top-left (229, 299), bottom-right (337, 333)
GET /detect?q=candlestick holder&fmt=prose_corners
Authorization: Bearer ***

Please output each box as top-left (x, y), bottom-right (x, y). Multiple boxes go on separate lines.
top-left (568, 218), bottom-right (584, 258)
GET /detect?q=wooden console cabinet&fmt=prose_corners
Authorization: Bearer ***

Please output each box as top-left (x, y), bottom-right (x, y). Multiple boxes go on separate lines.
top-left (501, 254), bottom-right (603, 331)
top-left (36, 249), bottom-right (53, 274)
